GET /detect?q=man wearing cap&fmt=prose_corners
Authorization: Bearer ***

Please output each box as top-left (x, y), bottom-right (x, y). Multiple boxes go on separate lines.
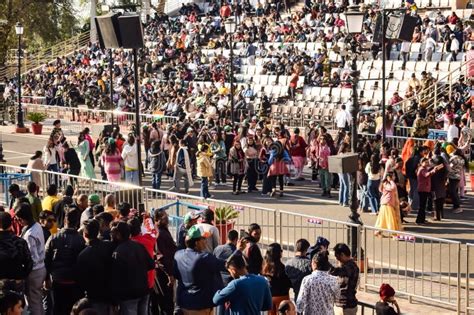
top-left (177, 211), bottom-right (200, 250)
top-left (449, 33), bottom-right (460, 61)
top-left (195, 208), bottom-right (220, 254)
top-left (174, 225), bottom-right (226, 314)
top-left (80, 194), bottom-right (101, 228)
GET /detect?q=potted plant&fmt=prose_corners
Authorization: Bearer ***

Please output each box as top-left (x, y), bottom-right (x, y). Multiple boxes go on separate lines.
top-left (27, 112), bottom-right (47, 135)
top-left (215, 206), bottom-right (240, 244)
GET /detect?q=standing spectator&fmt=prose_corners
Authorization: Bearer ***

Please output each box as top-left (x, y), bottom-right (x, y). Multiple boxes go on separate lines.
top-left (416, 158), bottom-right (443, 224)
top-left (330, 243), bottom-right (359, 315)
top-left (448, 149), bottom-right (466, 214)
top-left (213, 253), bottom-right (273, 314)
top-left (41, 184), bottom-right (59, 213)
top-left (62, 142), bottom-right (81, 180)
top-left (122, 134), bottom-right (140, 185)
top-left (245, 136), bottom-right (259, 192)
top-left (15, 204), bottom-right (45, 315)
top-left (213, 230), bottom-right (239, 315)
top-left (318, 136), bottom-right (332, 197)
top-left (375, 283), bottom-right (400, 315)
top-left (82, 128), bottom-right (96, 169)
top-left (174, 225), bottom-right (225, 314)
top-left (0, 291), bottom-right (25, 315)
top-left (197, 144), bottom-right (213, 199)
top-left (154, 210), bottom-right (177, 315)
top-left (109, 221), bottom-right (154, 315)
top-left (0, 211), bottom-right (33, 294)
top-left (284, 239), bottom-right (312, 299)
top-left (210, 132), bottom-right (227, 187)
top-left (374, 173), bottom-right (403, 234)
top-left (148, 140), bottom-right (166, 190)
top-left (405, 147), bottom-right (423, 212)
top-left (25, 182), bottom-right (42, 222)
top-left (400, 41), bottom-right (410, 70)
top-left (101, 138), bottom-right (123, 182)
top-left (289, 128), bottom-right (308, 181)
top-left (337, 143), bottom-right (351, 207)
top-left (26, 151), bottom-right (45, 189)
top-left (44, 208), bottom-right (85, 315)
top-left (296, 251), bottom-right (340, 315)
top-left (243, 223), bottom-right (264, 275)
top-left (449, 34), bottom-right (460, 61)
top-left (262, 243), bottom-right (292, 315)
top-left (43, 137), bottom-right (59, 173)
top-left (38, 211), bottom-right (54, 243)
top-left (268, 139), bottom-right (291, 197)
top-left (335, 105), bottom-right (351, 130)
top-left (128, 218), bottom-right (156, 315)
top-left (76, 132), bottom-right (96, 179)
top-left (80, 194), bottom-right (101, 227)
top-left (195, 208), bottom-right (220, 254)
top-left (171, 139), bottom-right (194, 194)
top-left (76, 219), bottom-right (115, 313)
top-left (229, 140), bottom-right (246, 195)
top-left (431, 155), bottom-right (448, 221)
top-left (176, 211), bottom-right (200, 250)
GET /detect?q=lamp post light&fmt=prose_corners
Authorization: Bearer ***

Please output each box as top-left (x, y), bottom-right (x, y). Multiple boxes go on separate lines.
top-left (15, 22), bottom-right (25, 130)
top-left (344, 5), bottom-right (364, 257)
top-left (224, 17), bottom-right (236, 124)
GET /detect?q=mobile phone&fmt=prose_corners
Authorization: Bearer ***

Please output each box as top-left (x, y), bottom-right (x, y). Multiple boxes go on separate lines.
top-left (138, 203), bottom-right (145, 216)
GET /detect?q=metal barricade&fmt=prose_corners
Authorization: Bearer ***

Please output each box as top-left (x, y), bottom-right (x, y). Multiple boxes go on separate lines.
top-left (278, 211), bottom-right (361, 261)
top-left (363, 225), bottom-right (462, 312)
top-left (467, 243), bottom-right (474, 314)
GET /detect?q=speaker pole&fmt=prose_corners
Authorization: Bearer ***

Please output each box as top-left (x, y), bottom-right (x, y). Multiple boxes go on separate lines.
top-left (381, 10), bottom-right (387, 143)
top-left (133, 48), bottom-right (143, 186)
top-left (109, 49), bottom-right (115, 126)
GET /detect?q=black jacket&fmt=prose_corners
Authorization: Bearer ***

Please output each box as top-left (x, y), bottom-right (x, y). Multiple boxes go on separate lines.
top-left (77, 239), bottom-right (116, 302)
top-left (45, 228), bottom-right (86, 283)
top-left (0, 231), bottom-right (33, 280)
top-left (53, 196), bottom-right (74, 228)
top-left (110, 239), bottom-right (155, 301)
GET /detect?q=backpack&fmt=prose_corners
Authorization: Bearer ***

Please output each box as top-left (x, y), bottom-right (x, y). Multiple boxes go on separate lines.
top-left (0, 234), bottom-right (33, 280)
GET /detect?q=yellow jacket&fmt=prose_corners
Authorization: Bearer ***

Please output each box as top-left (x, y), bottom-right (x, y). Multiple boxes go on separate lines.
top-left (197, 152), bottom-right (213, 178)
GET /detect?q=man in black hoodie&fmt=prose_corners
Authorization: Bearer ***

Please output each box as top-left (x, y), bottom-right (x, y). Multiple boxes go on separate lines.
top-left (110, 221), bottom-right (154, 314)
top-left (52, 185), bottom-right (74, 228)
top-left (77, 219), bottom-right (115, 313)
top-left (45, 208), bottom-right (85, 315)
top-left (0, 211), bottom-right (33, 293)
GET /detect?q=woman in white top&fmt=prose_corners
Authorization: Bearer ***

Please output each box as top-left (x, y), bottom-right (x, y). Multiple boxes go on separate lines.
top-left (43, 137), bottom-right (58, 172)
top-left (365, 154), bottom-right (382, 214)
top-left (27, 151), bottom-right (45, 190)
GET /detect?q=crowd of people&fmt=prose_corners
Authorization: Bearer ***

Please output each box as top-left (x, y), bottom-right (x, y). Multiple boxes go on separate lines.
top-left (0, 189), bottom-right (404, 315)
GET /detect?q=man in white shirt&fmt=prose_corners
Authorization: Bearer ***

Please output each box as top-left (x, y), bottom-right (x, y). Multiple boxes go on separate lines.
top-left (335, 104), bottom-right (351, 130)
top-left (424, 37), bottom-right (437, 62)
top-left (447, 117), bottom-right (459, 142)
top-left (297, 251), bottom-right (340, 315)
top-left (400, 41), bottom-right (411, 70)
top-left (450, 34), bottom-right (460, 61)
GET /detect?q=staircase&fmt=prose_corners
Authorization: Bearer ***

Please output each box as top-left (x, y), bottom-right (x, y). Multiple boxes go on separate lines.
top-left (0, 32), bottom-right (90, 80)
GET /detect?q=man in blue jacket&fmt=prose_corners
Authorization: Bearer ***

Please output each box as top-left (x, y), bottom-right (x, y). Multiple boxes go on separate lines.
top-left (174, 225), bottom-right (226, 314)
top-left (213, 253), bottom-right (272, 314)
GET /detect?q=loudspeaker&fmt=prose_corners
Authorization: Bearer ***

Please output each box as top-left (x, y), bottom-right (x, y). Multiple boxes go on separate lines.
top-left (118, 15), bottom-right (144, 49)
top-left (328, 153), bottom-right (359, 174)
top-left (386, 14), bottom-right (417, 42)
top-left (372, 14), bottom-right (417, 43)
top-left (95, 12), bottom-right (122, 49)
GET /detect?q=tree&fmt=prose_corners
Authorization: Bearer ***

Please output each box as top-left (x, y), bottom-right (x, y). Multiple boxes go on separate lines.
top-left (0, 0), bottom-right (79, 69)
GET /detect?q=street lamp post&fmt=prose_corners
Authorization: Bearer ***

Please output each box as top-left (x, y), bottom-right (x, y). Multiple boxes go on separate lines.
top-left (344, 5), bottom-right (364, 256)
top-left (15, 22), bottom-right (25, 130)
top-left (224, 18), bottom-right (236, 124)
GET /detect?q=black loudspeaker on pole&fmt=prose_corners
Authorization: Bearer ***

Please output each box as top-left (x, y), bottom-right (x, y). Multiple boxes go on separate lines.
top-left (94, 13), bottom-right (144, 49)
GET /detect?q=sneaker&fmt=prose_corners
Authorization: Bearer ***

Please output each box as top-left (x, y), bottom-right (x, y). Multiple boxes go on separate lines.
top-left (270, 190), bottom-right (276, 197)
top-left (452, 208), bottom-right (463, 214)
top-left (232, 191), bottom-right (239, 195)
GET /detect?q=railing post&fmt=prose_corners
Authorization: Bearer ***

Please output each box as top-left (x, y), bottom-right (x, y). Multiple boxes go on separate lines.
top-left (143, 187), bottom-right (148, 211)
top-left (434, 84), bottom-right (438, 109)
top-left (363, 225), bottom-right (367, 292)
top-left (467, 245), bottom-right (471, 314)
top-left (278, 211), bottom-right (282, 244)
top-left (456, 243), bottom-right (461, 315)
top-left (449, 73), bottom-right (452, 99)
top-left (273, 210), bottom-right (277, 243)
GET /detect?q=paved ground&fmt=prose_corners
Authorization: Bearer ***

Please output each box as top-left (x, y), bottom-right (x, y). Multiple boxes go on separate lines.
top-left (1, 122), bottom-right (474, 313)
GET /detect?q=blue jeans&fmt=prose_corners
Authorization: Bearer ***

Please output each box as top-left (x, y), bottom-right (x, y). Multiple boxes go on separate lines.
top-left (200, 177), bottom-right (211, 199)
top-left (367, 179), bottom-right (381, 213)
top-left (408, 178), bottom-right (419, 210)
top-left (338, 173), bottom-right (350, 206)
top-left (151, 172), bottom-right (162, 190)
top-left (125, 170), bottom-right (139, 185)
top-left (358, 184), bottom-right (370, 211)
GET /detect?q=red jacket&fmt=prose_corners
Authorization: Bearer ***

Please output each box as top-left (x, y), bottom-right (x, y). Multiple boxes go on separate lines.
top-left (132, 234), bottom-right (156, 289)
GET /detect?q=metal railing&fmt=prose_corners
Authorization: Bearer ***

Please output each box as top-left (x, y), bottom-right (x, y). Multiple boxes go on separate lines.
top-left (0, 32), bottom-right (90, 79)
top-left (0, 163), bottom-right (472, 313)
top-left (467, 243), bottom-right (474, 314)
